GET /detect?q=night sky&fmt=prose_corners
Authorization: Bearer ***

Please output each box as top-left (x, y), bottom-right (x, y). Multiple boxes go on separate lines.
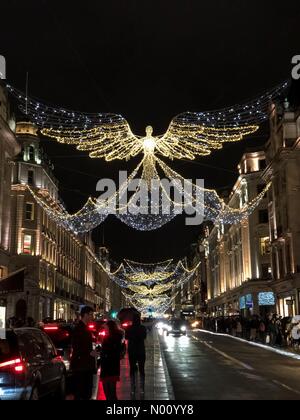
top-left (1, 0), bottom-right (300, 262)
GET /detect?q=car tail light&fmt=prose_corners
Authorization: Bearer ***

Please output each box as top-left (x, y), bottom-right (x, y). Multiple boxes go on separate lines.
top-left (122, 322), bottom-right (128, 328)
top-left (88, 323), bottom-right (96, 330)
top-left (0, 358), bottom-right (26, 374)
top-left (14, 364), bottom-right (25, 373)
top-left (44, 326), bottom-right (59, 331)
top-left (98, 330), bottom-right (106, 337)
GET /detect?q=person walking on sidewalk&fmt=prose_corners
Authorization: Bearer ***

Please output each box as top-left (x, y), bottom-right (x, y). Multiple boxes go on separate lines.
top-left (125, 313), bottom-right (147, 398)
top-left (100, 320), bottom-right (124, 400)
top-left (70, 306), bottom-right (98, 400)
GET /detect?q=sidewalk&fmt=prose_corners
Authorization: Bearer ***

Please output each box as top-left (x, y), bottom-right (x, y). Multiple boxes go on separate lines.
top-left (96, 329), bottom-right (174, 400)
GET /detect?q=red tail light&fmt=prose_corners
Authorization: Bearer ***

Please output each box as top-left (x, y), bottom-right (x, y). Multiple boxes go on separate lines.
top-left (0, 358), bottom-right (26, 374)
top-left (44, 326), bottom-right (58, 331)
top-left (14, 364), bottom-right (25, 373)
top-left (88, 323), bottom-right (96, 331)
top-left (98, 330), bottom-right (106, 337)
top-left (122, 322), bottom-right (128, 328)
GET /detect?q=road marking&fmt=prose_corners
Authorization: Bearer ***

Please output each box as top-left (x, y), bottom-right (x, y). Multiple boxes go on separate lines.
top-left (191, 335), bottom-right (254, 371)
top-left (272, 380), bottom-right (300, 396)
top-left (192, 331), bottom-right (300, 396)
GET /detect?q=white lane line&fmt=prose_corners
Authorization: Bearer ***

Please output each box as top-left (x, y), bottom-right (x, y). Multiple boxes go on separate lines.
top-left (195, 329), bottom-right (300, 362)
top-left (192, 335), bottom-right (254, 371)
top-left (272, 380), bottom-right (300, 396)
top-left (192, 333), bottom-right (300, 396)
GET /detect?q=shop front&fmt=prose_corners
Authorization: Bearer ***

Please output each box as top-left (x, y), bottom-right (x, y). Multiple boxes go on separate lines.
top-left (277, 295), bottom-right (296, 318)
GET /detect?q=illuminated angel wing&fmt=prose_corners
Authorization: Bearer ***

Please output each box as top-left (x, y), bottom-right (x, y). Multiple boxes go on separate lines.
top-left (157, 81), bottom-right (288, 159)
top-left (7, 85), bottom-right (142, 161)
top-left (41, 122), bottom-right (142, 161)
top-left (7, 80), bottom-right (288, 161)
top-left (157, 120), bottom-right (258, 159)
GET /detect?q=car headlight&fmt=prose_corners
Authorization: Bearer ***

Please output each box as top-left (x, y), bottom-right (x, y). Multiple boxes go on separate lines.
top-left (180, 326), bottom-right (186, 332)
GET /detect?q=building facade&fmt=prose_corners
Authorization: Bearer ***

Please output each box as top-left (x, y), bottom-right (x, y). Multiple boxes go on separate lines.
top-left (0, 85), bottom-right (20, 280)
top-left (2, 120), bottom-right (123, 322)
top-left (203, 100), bottom-right (300, 319)
top-left (263, 101), bottom-right (300, 317)
top-left (205, 150), bottom-right (274, 317)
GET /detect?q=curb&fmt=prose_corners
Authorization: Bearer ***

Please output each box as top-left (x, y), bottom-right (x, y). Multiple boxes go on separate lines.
top-left (156, 331), bottom-right (175, 400)
top-left (195, 329), bottom-right (300, 361)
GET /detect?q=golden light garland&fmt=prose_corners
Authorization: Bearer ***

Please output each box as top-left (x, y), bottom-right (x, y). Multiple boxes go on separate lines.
top-left (41, 122), bottom-right (259, 162)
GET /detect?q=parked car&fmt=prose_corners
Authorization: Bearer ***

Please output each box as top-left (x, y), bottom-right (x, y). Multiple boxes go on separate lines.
top-left (0, 328), bottom-right (66, 400)
top-left (42, 323), bottom-right (74, 372)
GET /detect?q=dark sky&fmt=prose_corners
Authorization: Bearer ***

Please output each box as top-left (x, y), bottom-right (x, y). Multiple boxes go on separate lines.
top-left (1, 0), bottom-right (300, 262)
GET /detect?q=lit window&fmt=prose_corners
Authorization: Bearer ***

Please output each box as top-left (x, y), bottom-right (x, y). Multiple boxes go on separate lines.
top-left (23, 234), bottom-right (33, 255)
top-left (25, 203), bottom-right (34, 221)
top-left (260, 237), bottom-right (270, 256)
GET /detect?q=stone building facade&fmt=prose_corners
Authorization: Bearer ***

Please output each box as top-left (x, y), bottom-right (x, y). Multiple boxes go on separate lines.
top-left (0, 85), bottom-right (20, 280)
top-left (205, 150), bottom-right (274, 317)
top-left (204, 101), bottom-right (300, 319)
top-left (1, 120), bottom-right (124, 322)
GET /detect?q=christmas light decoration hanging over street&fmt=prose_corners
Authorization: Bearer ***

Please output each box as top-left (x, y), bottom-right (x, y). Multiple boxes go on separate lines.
top-left (7, 81), bottom-right (285, 232)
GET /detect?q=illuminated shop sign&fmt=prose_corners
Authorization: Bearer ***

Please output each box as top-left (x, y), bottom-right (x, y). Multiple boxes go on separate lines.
top-left (258, 292), bottom-right (275, 306)
top-left (239, 294), bottom-right (253, 309)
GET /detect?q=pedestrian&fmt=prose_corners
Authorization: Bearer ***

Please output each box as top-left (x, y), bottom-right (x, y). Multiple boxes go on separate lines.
top-left (291, 322), bottom-right (300, 348)
top-left (236, 318), bottom-right (242, 338)
top-left (125, 313), bottom-right (147, 398)
top-left (70, 306), bottom-right (98, 400)
top-left (100, 320), bottom-right (124, 400)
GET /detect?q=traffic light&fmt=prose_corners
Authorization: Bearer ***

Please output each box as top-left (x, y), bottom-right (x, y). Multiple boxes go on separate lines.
top-left (110, 310), bottom-right (118, 319)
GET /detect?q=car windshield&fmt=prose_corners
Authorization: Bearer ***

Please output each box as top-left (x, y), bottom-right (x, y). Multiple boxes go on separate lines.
top-left (0, 331), bottom-right (18, 363)
top-left (171, 320), bottom-right (183, 328)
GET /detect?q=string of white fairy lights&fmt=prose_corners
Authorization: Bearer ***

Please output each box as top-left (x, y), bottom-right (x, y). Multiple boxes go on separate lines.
top-left (6, 81), bottom-right (288, 130)
top-left (27, 152), bottom-right (271, 232)
top-left (108, 259), bottom-right (200, 314)
top-left (75, 253), bottom-right (199, 314)
top-left (7, 81), bottom-right (283, 232)
top-left (6, 82), bottom-right (284, 312)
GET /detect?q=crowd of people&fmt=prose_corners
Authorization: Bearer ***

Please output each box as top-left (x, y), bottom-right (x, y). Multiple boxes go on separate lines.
top-left (202, 314), bottom-right (300, 348)
top-left (6, 306), bottom-right (148, 401)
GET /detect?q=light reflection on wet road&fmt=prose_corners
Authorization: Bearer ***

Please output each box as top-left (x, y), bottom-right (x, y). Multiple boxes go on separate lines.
top-left (159, 329), bottom-right (300, 400)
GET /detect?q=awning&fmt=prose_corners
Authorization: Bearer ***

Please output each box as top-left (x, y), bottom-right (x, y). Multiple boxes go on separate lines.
top-left (0, 268), bottom-right (25, 294)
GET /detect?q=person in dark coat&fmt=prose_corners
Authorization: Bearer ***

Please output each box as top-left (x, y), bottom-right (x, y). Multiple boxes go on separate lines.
top-left (70, 306), bottom-right (98, 400)
top-left (125, 313), bottom-right (147, 397)
top-left (100, 320), bottom-right (124, 400)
